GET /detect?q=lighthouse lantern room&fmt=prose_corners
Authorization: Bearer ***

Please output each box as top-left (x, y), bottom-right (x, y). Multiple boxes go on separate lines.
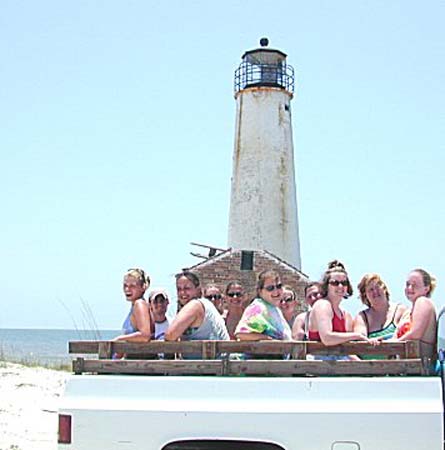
top-left (228, 38), bottom-right (302, 269)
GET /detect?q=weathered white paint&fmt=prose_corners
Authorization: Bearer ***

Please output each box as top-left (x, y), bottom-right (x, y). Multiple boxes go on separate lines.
top-left (60, 375), bottom-right (443, 450)
top-left (228, 86), bottom-right (301, 269)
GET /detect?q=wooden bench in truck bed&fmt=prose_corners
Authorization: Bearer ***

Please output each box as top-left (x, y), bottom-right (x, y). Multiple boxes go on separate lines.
top-left (68, 340), bottom-right (435, 376)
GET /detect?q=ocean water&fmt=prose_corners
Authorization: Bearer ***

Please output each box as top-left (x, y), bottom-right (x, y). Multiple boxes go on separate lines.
top-left (0, 328), bottom-right (119, 367)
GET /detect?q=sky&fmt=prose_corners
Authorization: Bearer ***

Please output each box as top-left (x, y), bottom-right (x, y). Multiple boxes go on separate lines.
top-left (1, 0), bottom-right (444, 330)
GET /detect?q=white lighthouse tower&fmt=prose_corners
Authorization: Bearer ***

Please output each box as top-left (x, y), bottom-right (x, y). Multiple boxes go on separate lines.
top-left (228, 38), bottom-right (301, 269)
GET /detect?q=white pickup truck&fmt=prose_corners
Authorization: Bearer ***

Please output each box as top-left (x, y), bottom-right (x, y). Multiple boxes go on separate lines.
top-left (58, 313), bottom-right (445, 450)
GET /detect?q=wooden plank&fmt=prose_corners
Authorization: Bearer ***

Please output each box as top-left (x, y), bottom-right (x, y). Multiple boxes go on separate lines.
top-left (217, 341), bottom-right (301, 355)
top-left (69, 341), bottom-right (101, 353)
top-left (72, 358), bottom-right (425, 376)
top-left (69, 340), bottom-right (300, 356)
top-left (78, 359), bottom-right (224, 375)
top-left (291, 342), bottom-right (307, 360)
top-left (72, 357), bottom-right (85, 375)
top-left (419, 341), bottom-right (436, 358)
top-left (68, 340), bottom-right (421, 360)
top-left (98, 342), bottom-right (112, 359)
top-left (221, 356), bottom-right (230, 376)
top-left (202, 341), bottom-right (217, 359)
top-left (69, 340), bottom-right (201, 355)
top-left (419, 342), bottom-right (437, 375)
top-left (305, 341), bottom-right (415, 357)
top-left (229, 359), bottom-right (425, 376)
top-left (114, 341), bottom-right (204, 356)
top-left (405, 340), bottom-right (420, 358)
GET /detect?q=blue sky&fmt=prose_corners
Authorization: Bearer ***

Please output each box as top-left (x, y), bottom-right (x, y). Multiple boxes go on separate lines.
top-left (1, 0), bottom-right (444, 329)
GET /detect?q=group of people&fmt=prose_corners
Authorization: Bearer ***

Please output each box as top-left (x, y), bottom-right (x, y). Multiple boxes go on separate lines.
top-left (113, 260), bottom-right (438, 359)
top-left (292, 261), bottom-right (437, 359)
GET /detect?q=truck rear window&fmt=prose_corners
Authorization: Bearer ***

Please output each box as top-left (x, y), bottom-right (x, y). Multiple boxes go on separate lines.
top-left (163, 440), bottom-right (285, 450)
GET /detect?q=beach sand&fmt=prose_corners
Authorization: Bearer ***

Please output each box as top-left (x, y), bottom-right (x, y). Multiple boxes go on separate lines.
top-left (0, 361), bottom-right (68, 450)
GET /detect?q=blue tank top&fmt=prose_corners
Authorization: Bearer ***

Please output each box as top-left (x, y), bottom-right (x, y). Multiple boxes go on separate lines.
top-left (122, 306), bottom-right (137, 334)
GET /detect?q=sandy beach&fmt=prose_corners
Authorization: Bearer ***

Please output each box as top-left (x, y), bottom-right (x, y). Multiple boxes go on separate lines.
top-left (0, 361), bottom-right (68, 450)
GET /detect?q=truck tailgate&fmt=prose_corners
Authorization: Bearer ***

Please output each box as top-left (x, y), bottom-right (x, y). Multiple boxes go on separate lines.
top-left (59, 375), bottom-right (443, 450)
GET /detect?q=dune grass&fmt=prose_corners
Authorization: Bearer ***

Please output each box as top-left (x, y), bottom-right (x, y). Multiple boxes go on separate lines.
top-left (0, 345), bottom-right (71, 372)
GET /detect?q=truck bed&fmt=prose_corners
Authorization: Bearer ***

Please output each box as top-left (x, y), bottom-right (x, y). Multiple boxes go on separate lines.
top-left (60, 374), bottom-right (442, 450)
top-left (58, 340), bottom-right (443, 450)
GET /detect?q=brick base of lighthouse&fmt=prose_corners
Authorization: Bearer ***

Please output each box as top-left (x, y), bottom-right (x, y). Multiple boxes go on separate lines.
top-left (188, 249), bottom-right (309, 313)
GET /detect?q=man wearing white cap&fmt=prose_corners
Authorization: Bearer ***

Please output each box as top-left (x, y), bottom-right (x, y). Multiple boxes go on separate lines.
top-left (148, 289), bottom-right (170, 341)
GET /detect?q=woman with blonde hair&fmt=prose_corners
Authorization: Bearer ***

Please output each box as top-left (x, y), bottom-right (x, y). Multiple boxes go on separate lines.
top-left (113, 268), bottom-right (151, 344)
top-left (393, 269), bottom-right (437, 357)
top-left (353, 273), bottom-right (407, 340)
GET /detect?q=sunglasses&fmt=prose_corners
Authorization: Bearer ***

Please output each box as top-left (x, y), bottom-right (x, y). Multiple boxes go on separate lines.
top-left (205, 294), bottom-right (222, 301)
top-left (263, 283), bottom-right (283, 292)
top-left (151, 297), bottom-right (167, 304)
top-left (280, 296), bottom-right (294, 304)
top-left (227, 292), bottom-right (243, 298)
top-left (329, 279), bottom-right (348, 287)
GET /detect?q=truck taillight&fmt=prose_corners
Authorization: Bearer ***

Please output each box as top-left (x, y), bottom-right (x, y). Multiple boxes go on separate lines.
top-left (58, 414), bottom-right (72, 444)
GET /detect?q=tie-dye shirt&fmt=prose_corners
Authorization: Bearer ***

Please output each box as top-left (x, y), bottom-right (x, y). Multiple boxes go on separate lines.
top-left (235, 297), bottom-right (292, 340)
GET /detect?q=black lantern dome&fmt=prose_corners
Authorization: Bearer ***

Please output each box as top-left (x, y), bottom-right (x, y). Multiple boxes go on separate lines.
top-left (234, 38), bottom-right (294, 93)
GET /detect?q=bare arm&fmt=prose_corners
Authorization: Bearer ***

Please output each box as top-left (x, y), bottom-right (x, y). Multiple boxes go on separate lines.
top-left (313, 301), bottom-right (369, 346)
top-left (165, 300), bottom-right (204, 341)
top-left (393, 303), bottom-right (409, 326)
top-left (292, 312), bottom-right (307, 340)
top-left (114, 299), bottom-right (151, 342)
top-left (396, 297), bottom-right (435, 341)
top-left (353, 311), bottom-right (368, 336)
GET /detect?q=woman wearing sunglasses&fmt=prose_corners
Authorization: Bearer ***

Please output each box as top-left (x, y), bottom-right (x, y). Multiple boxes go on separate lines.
top-left (235, 270), bottom-right (291, 341)
top-left (224, 281), bottom-right (249, 339)
top-left (203, 284), bottom-right (225, 315)
top-left (307, 261), bottom-right (372, 347)
top-left (279, 285), bottom-right (298, 327)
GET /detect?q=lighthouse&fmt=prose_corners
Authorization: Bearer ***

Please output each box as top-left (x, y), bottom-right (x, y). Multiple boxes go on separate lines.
top-left (227, 38), bottom-right (302, 269)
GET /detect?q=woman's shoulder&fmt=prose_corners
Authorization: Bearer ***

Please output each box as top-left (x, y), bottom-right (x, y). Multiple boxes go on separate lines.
top-left (249, 297), bottom-right (265, 305)
top-left (312, 298), bottom-right (331, 311)
top-left (311, 299), bottom-right (334, 319)
top-left (241, 297), bottom-right (267, 316)
top-left (391, 302), bottom-right (408, 318)
top-left (414, 296), bottom-right (436, 310)
top-left (178, 298), bottom-right (205, 316)
top-left (354, 308), bottom-right (370, 320)
top-left (295, 310), bottom-right (308, 321)
top-left (248, 297), bottom-right (268, 310)
top-left (133, 298), bottom-right (149, 309)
